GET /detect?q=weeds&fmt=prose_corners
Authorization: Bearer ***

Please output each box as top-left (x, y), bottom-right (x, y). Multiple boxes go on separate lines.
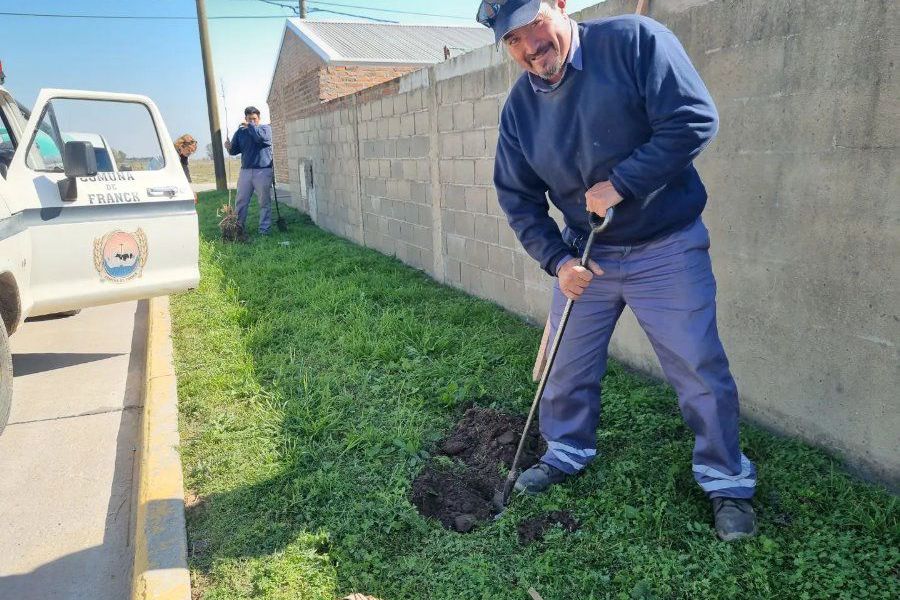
top-left (174, 192), bottom-right (899, 599)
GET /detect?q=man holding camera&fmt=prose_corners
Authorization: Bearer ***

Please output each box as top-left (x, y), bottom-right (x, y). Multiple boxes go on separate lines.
top-left (225, 106), bottom-right (274, 237)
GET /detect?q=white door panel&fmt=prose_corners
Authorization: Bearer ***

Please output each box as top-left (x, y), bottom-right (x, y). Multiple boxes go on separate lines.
top-left (3, 89), bottom-right (199, 314)
top-left (26, 204), bottom-right (199, 315)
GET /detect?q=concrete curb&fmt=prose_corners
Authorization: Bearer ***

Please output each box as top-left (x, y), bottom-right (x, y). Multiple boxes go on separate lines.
top-left (131, 296), bottom-right (192, 600)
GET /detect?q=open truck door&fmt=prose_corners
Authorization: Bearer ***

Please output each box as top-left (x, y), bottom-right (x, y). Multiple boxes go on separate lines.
top-left (0, 89), bottom-right (199, 317)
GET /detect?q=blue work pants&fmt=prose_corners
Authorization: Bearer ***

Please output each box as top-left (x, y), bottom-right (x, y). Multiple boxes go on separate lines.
top-left (540, 218), bottom-right (756, 499)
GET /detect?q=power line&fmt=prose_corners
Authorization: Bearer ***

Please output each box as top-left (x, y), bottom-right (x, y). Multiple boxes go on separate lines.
top-left (0, 10), bottom-right (308, 20)
top-left (229, 0), bottom-right (470, 20)
top-left (0, 11), bottom-right (180, 19)
top-left (0, 11), bottom-right (236, 19)
top-left (256, 0), bottom-right (297, 13)
top-left (311, 1), bottom-right (470, 20)
top-left (309, 8), bottom-right (396, 23)
top-left (0, 0), bottom-right (474, 23)
top-left (251, 0), bottom-right (398, 23)
top-left (0, 7), bottom-right (398, 23)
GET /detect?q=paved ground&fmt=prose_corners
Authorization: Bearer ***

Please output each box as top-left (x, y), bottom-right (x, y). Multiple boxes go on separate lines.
top-left (0, 301), bottom-right (147, 600)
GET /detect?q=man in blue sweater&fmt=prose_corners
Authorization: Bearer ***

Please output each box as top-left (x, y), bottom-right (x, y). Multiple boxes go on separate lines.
top-left (225, 106), bottom-right (274, 237)
top-left (478, 0), bottom-right (757, 540)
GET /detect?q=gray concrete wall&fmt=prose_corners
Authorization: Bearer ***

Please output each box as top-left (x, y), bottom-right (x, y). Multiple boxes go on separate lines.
top-left (286, 100), bottom-right (364, 244)
top-left (284, 0), bottom-right (899, 487)
top-left (357, 89), bottom-right (434, 272)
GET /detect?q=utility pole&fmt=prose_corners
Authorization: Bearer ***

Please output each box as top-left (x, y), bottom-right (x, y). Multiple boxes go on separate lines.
top-left (300, 0), bottom-right (307, 18)
top-left (196, 0), bottom-right (227, 192)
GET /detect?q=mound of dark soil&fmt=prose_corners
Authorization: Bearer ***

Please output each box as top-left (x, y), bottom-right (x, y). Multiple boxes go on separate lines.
top-left (517, 510), bottom-right (580, 545)
top-left (410, 407), bottom-right (545, 533)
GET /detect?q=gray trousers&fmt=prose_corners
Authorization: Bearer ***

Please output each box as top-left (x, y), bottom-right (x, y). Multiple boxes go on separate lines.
top-left (540, 217), bottom-right (757, 499)
top-left (235, 167), bottom-right (274, 233)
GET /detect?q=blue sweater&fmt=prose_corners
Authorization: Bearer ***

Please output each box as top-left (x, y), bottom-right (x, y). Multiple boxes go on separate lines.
top-left (494, 15), bottom-right (719, 275)
top-left (228, 123), bottom-right (274, 169)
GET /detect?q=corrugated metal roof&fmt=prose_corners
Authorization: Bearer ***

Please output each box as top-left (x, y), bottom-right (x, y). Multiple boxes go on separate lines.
top-left (287, 18), bottom-right (494, 64)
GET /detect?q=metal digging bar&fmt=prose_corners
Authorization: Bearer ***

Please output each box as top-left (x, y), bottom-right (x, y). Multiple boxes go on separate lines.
top-left (272, 178), bottom-right (288, 232)
top-left (494, 208), bottom-right (614, 513)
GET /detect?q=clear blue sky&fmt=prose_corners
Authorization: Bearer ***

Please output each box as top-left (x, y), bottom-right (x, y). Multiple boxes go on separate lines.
top-left (1, 0), bottom-right (604, 154)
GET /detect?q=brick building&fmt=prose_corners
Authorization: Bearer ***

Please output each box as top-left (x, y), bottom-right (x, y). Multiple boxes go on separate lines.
top-left (267, 19), bottom-right (492, 183)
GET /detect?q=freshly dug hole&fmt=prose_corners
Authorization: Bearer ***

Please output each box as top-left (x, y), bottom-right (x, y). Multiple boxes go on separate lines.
top-left (410, 407), bottom-right (545, 533)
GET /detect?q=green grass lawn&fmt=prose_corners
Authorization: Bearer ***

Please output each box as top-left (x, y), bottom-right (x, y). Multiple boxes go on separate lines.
top-left (173, 191), bottom-right (899, 600)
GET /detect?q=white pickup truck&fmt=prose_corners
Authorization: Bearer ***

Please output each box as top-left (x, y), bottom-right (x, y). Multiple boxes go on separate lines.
top-left (0, 85), bottom-right (200, 433)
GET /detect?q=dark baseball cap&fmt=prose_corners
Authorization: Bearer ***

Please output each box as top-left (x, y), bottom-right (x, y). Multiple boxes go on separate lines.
top-left (476, 0), bottom-right (542, 44)
top-left (244, 106), bottom-right (261, 116)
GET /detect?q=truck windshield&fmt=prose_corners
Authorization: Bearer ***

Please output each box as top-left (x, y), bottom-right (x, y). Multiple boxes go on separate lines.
top-left (0, 115), bottom-right (13, 176)
top-left (0, 96), bottom-right (24, 176)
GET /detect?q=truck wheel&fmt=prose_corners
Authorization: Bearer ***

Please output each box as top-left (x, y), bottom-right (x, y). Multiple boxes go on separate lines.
top-left (0, 325), bottom-right (11, 436)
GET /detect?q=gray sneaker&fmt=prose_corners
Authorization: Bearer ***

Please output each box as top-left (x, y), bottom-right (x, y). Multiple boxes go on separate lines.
top-left (712, 497), bottom-right (758, 541)
top-left (513, 462), bottom-right (570, 494)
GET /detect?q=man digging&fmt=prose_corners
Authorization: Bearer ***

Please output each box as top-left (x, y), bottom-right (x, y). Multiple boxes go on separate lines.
top-left (478, 0), bottom-right (757, 541)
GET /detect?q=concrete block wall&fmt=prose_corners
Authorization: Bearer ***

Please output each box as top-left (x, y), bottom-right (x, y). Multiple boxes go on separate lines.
top-left (287, 100), bottom-right (363, 244)
top-left (434, 60), bottom-right (558, 318)
top-left (283, 0), bottom-right (899, 487)
top-left (579, 0), bottom-right (899, 485)
top-left (357, 89), bottom-right (434, 272)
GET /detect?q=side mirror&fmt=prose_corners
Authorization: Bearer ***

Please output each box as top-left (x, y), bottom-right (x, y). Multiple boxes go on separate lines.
top-left (63, 141), bottom-right (97, 178)
top-left (58, 141), bottom-right (97, 201)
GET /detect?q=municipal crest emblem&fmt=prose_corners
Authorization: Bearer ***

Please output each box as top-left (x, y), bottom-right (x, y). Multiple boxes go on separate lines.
top-left (93, 229), bottom-right (149, 282)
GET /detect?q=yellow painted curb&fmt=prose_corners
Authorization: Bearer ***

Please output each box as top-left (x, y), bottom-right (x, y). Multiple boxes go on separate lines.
top-left (131, 296), bottom-right (191, 600)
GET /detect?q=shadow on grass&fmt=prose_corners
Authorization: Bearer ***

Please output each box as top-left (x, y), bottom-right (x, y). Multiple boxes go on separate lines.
top-left (175, 193), bottom-right (900, 600)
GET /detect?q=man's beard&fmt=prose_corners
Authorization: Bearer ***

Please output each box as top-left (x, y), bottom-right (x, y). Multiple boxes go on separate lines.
top-left (529, 44), bottom-right (564, 80)
top-left (538, 57), bottom-right (565, 80)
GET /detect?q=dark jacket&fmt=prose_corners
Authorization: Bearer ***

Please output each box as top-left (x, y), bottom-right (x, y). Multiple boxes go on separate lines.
top-left (494, 15), bottom-right (719, 275)
top-left (227, 124), bottom-right (273, 170)
top-left (179, 154), bottom-right (191, 182)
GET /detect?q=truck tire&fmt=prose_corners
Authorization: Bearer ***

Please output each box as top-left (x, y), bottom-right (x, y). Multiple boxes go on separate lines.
top-left (0, 324), bottom-right (11, 436)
